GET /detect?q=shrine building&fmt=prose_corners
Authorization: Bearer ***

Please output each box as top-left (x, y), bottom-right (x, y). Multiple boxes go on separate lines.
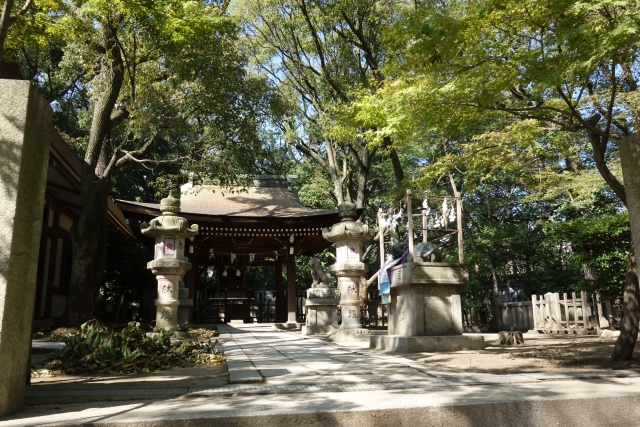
top-left (117, 176), bottom-right (340, 324)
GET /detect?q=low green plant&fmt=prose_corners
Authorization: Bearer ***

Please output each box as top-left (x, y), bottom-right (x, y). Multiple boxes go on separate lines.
top-left (32, 320), bottom-right (224, 377)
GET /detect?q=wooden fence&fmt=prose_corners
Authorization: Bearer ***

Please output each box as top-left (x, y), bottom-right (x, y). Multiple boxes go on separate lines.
top-left (493, 299), bottom-right (534, 331)
top-left (531, 291), bottom-right (597, 334)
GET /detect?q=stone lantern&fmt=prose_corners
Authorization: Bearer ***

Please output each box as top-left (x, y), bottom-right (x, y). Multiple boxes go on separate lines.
top-left (141, 192), bottom-right (199, 331)
top-left (322, 202), bottom-right (374, 340)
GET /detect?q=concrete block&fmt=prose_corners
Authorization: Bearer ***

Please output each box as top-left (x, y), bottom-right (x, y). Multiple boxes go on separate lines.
top-left (0, 79), bottom-right (52, 417)
top-left (370, 334), bottom-right (485, 352)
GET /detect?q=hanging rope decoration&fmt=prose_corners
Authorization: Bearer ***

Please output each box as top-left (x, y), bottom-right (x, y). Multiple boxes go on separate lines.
top-left (421, 196), bottom-right (456, 230)
top-left (198, 248), bottom-right (287, 263)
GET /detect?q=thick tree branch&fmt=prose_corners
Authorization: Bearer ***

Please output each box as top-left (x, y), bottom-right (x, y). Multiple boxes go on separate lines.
top-left (108, 109), bottom-right (129, 130)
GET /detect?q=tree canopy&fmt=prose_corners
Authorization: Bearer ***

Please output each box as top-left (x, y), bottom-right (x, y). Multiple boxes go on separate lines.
top-left (2, 0), bottom-right (639, 358)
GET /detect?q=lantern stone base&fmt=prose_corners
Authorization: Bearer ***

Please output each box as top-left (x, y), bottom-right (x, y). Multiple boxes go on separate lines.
top-left (370, 334), bottom-right (485, 353)
top-left (326, 328), bottom-right (371, 342)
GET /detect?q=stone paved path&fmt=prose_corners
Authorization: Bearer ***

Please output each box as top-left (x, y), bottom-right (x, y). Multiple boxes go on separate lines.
top-left (217, 324), bottom-right (448, 385)
top-left (10, 325), bottom-right (640, 426)
top-left (212, 324), bottom-right (639, 393)
top-left (23, 324), bottom-right (640, 401)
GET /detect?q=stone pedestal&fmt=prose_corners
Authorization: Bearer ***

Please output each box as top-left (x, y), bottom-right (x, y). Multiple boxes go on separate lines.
top-left (0, 79), bottom-right (52, 417)
top-left (303, 287), bottom-right (338, 335)
top-left (141, 192), bottom-right (198, 331)
top-left (322, 203), bottom-right (374, 342)
top-left (149, 259), bottom-right (191, 330)
top-left (371, 262), bottom-right (485, 352)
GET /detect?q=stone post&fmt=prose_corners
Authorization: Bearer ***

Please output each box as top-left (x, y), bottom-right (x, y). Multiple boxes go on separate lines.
top-left (0, 80), bottom-right (52, 417)
top-left (322, 203), bottom-right (373, 341)
top-left (141, 192), bottom-right (198, 332)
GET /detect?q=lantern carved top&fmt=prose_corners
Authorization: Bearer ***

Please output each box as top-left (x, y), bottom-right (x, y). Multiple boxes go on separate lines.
top-left (160, 191), bottom-right (181, 215)
top-left (322, 202), bottom-right (373, 243)
top-left (140, 191), bottom-right (199, 238)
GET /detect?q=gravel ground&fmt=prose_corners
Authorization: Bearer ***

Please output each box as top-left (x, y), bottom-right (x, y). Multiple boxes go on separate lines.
top-left (399, 332), bottom-right (640, 374)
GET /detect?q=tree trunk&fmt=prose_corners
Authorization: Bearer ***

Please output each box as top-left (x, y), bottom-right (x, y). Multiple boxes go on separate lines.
top-left (611, 246), bottom-right (639, 361)
top-left (66, 141), bottom-right (113, 326)
top-left (63, 22), bottom-right (124, 327)
top-left (383, 137), bottom-right (404, 185)
top-left (0, 0), bottom-right (15, 63)
top-left (613, 133), bottom-right (640, 361)
top-left (66, 182), bottom-right (110, 326)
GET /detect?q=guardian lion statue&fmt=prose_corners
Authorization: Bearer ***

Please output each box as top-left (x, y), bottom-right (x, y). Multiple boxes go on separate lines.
top-left (309, 257), bottom-right (331, 288)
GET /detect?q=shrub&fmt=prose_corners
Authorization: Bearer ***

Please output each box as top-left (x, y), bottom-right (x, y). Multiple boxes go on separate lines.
top-left (32, 320), bottom-right (224, 376)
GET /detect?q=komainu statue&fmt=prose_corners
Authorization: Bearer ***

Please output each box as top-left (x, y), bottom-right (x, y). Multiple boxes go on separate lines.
top-left (414, 241), bottom-right (443, 262)
top-left (309, 257), bottom-right (331, 288)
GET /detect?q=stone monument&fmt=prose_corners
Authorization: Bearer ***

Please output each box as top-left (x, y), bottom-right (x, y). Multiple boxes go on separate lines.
top-left (370, 190), bottom-right (485, 352)
top-left (302, 258), bottom-right (339, 335)
top-left (141, 192), bottom-right (198, 332)
top-left (0, 80), bottom-right (52, 417)
top-left (322, 202), bottom-right (374, 341)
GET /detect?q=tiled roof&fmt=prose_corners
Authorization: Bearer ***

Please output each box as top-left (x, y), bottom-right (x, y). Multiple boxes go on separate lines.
top-left (119, 185), bottom-right (337, 218)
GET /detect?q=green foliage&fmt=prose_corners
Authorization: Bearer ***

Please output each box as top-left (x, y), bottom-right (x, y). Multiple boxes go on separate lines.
top-left (236, 0), bottom-right (410, 207)
top-left (12, 0), bottom-right (280, 191)
top-left (245, 265), bottom-right (276, 292)
top-left (549, 211), bottom-right (630, 297)
top-left (345, 0), bottom-right (637, 226)
top-left (292, 162), bottom-right (337, 210)
top-left (33, 320), bottom-right (224, 376)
